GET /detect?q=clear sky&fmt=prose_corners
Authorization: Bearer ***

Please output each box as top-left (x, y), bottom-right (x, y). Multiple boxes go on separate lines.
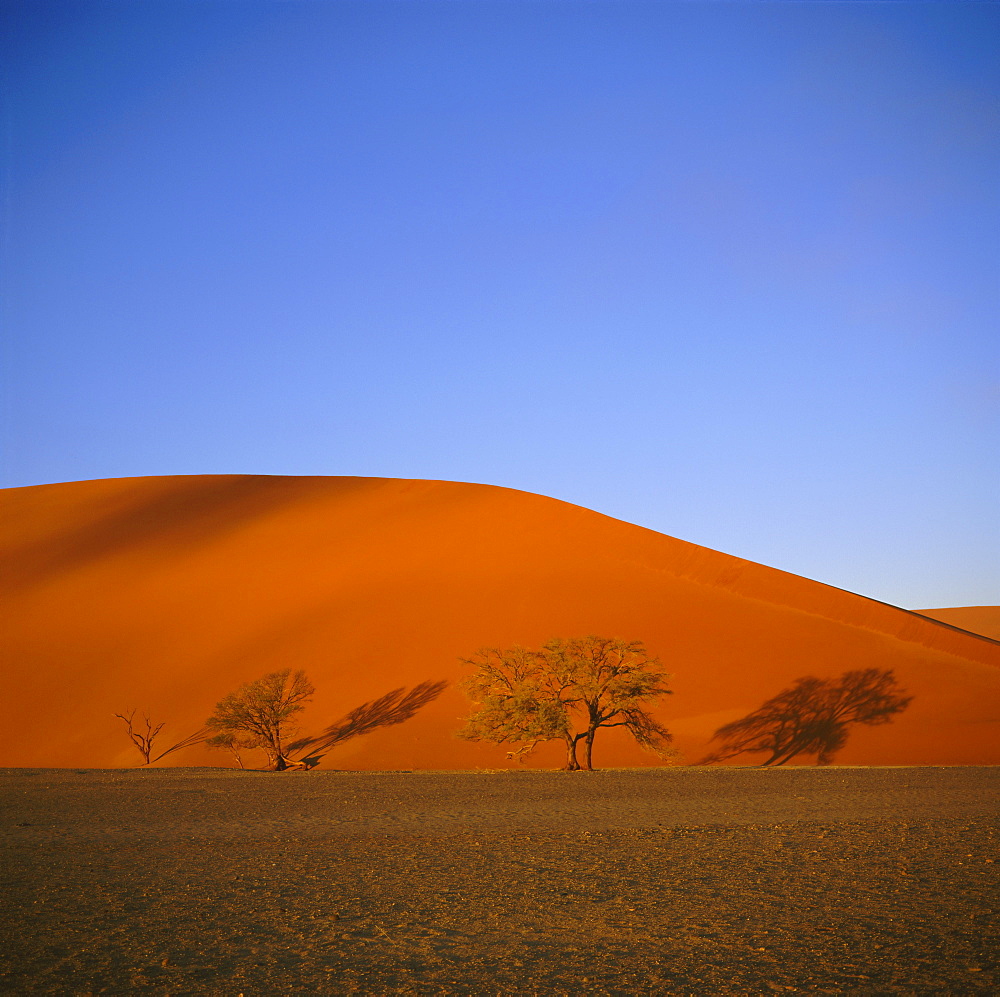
top-left (2, 0), bottom-right (997, 610)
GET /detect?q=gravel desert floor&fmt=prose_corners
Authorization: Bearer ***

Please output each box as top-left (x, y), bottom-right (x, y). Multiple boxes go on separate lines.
top-left (1, 766), bottom-right (997, 995)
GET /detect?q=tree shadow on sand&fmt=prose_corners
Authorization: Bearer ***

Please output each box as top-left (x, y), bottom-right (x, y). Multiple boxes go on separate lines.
top-left (280, 679), bottom-right (449, 770)
top-left (701, 668), bottom-right (912, 766)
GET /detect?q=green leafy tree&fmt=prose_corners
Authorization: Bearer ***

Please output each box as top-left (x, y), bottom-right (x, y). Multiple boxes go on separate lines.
top-left (702, 668), bottom-right (913, 766)
top-left (206, 669), bottom-right (315, 770)
top-left (457, 636), bottom-right (674, 770)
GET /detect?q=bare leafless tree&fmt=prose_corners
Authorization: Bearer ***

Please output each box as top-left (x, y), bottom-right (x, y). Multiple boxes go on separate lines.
top-left (115, 709), bottom-right (209, 765)
top-left (115, 709), bottom-right (164, 764)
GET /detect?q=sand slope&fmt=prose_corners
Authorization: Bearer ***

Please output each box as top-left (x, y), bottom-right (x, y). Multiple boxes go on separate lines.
top-left (2, 474), bottom-right (998, 768)
top-left (915, 606), bottom-right (1000, 642)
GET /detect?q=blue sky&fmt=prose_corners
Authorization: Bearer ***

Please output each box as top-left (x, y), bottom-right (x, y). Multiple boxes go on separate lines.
top-left (2, 0), bottom-right (997, 609)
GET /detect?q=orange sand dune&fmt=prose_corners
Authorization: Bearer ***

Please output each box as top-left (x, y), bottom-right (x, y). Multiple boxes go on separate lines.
top-left (914, 607), bottom-right (1000, 643)
top-left (2, 475), bottom-right (998, 769)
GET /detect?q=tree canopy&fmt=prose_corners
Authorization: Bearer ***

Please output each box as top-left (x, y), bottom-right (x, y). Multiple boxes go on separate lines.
top-left (457, 635), bottom-right (674, 770)
top-left (205, 668), bottom-right (315, 770)
top-left (702, 668), bottom-right (913, 766)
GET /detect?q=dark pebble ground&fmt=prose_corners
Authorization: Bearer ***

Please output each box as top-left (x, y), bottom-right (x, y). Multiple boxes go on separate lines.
top-left (1, 766), bottom-right (997, 995)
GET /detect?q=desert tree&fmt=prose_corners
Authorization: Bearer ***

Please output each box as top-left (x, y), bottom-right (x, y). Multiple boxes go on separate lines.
top-left (114, 709), bottom-right (209, 765)
top-left (455, 644), bottom-right (568, 763)
top-left (702, 668), bottom-right (913, 766)
top-left (457, 636), bottom-right (674, 770)
top-left (114, 709), bottom-right (163, 765)
top-left (205, 669), bottom-right (315, 770)
top-left (205, 671), bottom-right (448, 770)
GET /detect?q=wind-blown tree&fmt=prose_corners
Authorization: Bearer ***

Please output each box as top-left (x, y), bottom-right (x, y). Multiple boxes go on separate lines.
top-left (702, 668), bottom-right (913, 766)
top-left (457, 636), bottom-right (674, 770)
top-left (205, 672), bottom-right (448, 770)
top-left (206, 669), bottom-right (315, 771)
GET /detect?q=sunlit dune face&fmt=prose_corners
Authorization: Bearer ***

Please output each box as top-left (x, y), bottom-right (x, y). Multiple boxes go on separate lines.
top-left (915, 606), bottom-right (1000, 643)
top-left (2, 474), bottom-right (998, 769)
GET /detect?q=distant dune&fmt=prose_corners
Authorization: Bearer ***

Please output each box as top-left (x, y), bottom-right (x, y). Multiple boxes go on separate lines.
top-left (914, 606), bottom-right (1000, 642)
top-left (2, 475), bottom-right (998, 769)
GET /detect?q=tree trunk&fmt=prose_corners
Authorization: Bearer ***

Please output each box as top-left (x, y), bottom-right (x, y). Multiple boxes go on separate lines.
top-left (564, 736), bottom-right (580, 771)
top-left (583, 730), bottom-right (596, 771)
